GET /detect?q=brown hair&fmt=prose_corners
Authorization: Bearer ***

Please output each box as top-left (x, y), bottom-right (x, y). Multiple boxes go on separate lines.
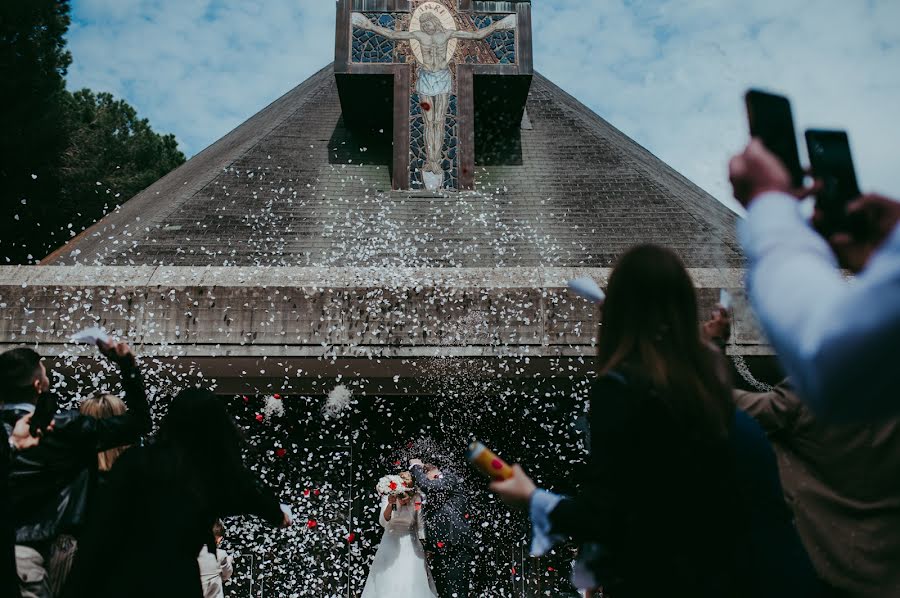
top-left (80, 394), bottom-right (129, 471)
top-left (596, 245), bottom-right (733, 440)
top-left (212, 519), bottom-right (226, 539)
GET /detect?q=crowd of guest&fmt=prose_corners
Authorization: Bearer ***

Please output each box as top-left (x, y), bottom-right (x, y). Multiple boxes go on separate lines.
top-left (490, 141), bottom-right (900, 598)
top-left (2, 138), bottom-right (899, 597)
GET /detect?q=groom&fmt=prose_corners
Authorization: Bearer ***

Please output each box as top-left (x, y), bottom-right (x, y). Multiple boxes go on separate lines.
top-left (410, 458), bottom-right (472, 598)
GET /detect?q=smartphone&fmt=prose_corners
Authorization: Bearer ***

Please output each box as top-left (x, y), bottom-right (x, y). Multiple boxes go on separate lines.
top-left (805, 129), bottom-right (862, 237)
top-left (745, 90), bottom-right (805, 188)
top-left (467, 441), bottom-right (514, 481)
top-left (30, 393), bottom-right (58, 437)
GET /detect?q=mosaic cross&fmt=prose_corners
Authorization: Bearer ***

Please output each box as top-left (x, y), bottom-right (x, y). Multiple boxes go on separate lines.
top-left (335, 0), bottom-right (533, 191)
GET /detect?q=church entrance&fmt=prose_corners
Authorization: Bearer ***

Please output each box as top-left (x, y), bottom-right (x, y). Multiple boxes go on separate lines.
top-left (219, 376), bottom-right (590, 597)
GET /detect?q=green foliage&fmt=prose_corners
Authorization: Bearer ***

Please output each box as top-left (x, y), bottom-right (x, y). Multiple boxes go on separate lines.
top-left (60, 89), bottom-right (186, 232)
top-left (0, 0), bottom-right (72, 262)
top-left (0, 0), bottom-right (186, 263)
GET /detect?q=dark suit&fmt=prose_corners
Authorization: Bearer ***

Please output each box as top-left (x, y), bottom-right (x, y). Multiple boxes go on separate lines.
top-left (411, 465), bottom-right (471, 598)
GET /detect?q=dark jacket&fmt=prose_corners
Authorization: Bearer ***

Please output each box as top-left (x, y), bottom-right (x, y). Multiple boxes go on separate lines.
top-left (1, 425), bottom-right (20, 597)
top-left (63, 442), bottom-right (284, 598)
top-left (1, 361), bottom-right (149, 544)
top-left (410, 465), bottom-right (471, 546)
top-left (548, 373), bottom-right (818, 598)
top-left (735, 381), bottom-right (900, 598)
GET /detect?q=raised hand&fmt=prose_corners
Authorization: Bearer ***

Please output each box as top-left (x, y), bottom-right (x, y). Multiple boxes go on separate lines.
top-left (97, 339), bottom-right (136, 367)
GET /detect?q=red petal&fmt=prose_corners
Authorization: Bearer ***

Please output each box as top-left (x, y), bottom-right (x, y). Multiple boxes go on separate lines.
top-left (347, 532), bottom-right (356, 543)
top-left (436, 541), bottom-right (444, 548)
top-left (273, 394), bottom-right (282, 400)
top-left (255, 414), bottom-right (264, 422)
top-left (303, 489), bottom-right (310, 496)
top-left (314, 489), bottom-right (320, 496)
top-left (275, 448), bottom-right (287, 458)
top-left (307, 519), bottom-right (317, 528)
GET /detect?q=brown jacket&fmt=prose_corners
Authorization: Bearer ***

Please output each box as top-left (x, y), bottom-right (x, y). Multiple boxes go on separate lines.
top-left (734, 382), bottom-right (900, 598)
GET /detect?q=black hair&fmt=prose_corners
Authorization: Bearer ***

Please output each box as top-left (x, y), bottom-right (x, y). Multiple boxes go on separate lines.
top-left (0, 348), bottom-right (43, 402)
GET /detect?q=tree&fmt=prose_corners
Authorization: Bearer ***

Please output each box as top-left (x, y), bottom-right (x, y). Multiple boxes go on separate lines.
top-left (0, 0), bottom-right (72, 262)
top-left (58, 90), bottom-right (186, 245)
top-left (0, 1), bottom-right (186, 264)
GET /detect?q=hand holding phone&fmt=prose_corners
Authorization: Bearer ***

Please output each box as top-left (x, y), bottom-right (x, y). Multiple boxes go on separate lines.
top-left (98, 340), bottom-right (135, 368)
top-left (29, 393), bottom-right (58, 437)
top-left (806, 130), bottom-right (862, 238)
top-left (745, 89), bottom-right (805, 188)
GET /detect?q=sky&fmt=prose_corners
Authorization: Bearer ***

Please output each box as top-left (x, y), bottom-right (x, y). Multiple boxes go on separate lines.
top-left (67, 0), bottom-right (900, 212)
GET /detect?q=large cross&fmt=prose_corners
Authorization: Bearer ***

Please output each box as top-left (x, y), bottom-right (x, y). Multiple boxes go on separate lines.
top-left (335, 0), bottom-right (533, 191)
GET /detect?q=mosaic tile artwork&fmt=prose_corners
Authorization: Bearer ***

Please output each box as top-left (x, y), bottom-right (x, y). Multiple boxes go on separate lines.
top-left (473, 14), bottom-right (517, 64)
top-left (352, 13), bottom-right (399, 63)
top-left (410, 92), bottom-right (458, 190)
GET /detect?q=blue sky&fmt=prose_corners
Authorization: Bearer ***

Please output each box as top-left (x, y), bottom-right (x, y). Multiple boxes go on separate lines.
top-left (67, 0), bottom-right (900, 211)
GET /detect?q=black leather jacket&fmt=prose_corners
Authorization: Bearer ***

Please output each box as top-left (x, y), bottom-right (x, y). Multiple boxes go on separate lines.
top-left (1, 362), bottom-right (149, 544)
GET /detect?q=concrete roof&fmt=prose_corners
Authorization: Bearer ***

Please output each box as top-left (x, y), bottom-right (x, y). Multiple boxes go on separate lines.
top-left (44, 64), bottom-right (742, 270)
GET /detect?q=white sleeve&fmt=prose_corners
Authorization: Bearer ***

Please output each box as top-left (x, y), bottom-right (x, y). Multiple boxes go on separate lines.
top-left (377, 495), bottom-right (390, 529)
top-left (217, 549), bottom-right (233, 582)
top-left (741, 192), bottom-right (900, 419)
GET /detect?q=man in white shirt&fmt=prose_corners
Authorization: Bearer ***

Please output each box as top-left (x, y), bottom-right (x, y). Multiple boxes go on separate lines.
top-left (729, 139), bottom-right (900, 420)
top-left (198, 520), bottom-right (233, 598)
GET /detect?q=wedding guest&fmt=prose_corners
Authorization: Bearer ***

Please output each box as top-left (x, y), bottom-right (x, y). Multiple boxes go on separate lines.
top-left (79, 394), bottom-right (131, 480)
top-left (2, 413), bottom-right (44, 598)
top-left (729, 140), bottom-right (900, 419)
top-left (0, 341), bottom-right (148, 598)
top-left (63, 388), bottom-right (290, 598)
top-left (490, 244), bottom-right (818, 598)
top-left (198, 520), bottom-right (233, 598)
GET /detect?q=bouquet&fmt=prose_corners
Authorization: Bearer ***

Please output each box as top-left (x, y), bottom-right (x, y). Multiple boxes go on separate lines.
top-left (376, 474), bottom-right (413, 496)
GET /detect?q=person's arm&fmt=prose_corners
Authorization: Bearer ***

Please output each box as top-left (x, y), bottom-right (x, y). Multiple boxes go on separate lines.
top-left (381, 494), bottom-right (396, 525)
top-left (409, 465), bottom-right (453, 493)
top-left (452, 14), bottom-right (516, 39)
top-left (76, 343), bottom-right (151, 450)
top-left (492, 377), bottom-right (629, 549)
top-left (732, 380), bottom-right (803, 434)
top-left (220, 469), bottom-right (285, 527)
top-left (218, 550), bottom-right (233, 582)
top-left (352, 13), bottom-right (415, 40)
top-left (742, 193), bottom-right (900, 419)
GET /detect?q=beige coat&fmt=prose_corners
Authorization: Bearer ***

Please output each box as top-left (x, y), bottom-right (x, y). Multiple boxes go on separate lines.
top-left (734, 381), bottom-right (900, 598)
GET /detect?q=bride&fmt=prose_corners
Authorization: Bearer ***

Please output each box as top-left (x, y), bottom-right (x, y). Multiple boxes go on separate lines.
top-left (361, 472), bottom-right (438, 597)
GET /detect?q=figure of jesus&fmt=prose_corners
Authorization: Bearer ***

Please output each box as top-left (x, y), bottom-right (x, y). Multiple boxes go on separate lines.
top-left (352, 10), bottom-right (516, 189)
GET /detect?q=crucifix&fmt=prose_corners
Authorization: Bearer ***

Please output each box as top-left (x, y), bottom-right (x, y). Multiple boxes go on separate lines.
top-left (335, 0), bottom-right (533, 192)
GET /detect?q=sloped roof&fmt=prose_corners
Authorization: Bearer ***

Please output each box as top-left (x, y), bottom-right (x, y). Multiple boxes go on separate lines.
top-left (44, 64), bottom-right (742, 268)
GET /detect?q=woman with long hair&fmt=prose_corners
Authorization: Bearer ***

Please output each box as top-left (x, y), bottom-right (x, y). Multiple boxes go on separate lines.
top-left (79, 394), bottom-right (129, 474)
top-left (63, 388), bottom-right (289, 598)
top-left (491, 245), bottom-right (817, 598)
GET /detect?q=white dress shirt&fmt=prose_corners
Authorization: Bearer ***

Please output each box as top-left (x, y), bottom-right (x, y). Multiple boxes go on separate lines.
top-left (740, 191), bottom-right (900, 419)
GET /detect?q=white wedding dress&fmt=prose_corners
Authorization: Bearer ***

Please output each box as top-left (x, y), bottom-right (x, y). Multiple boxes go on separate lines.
top-left (361, 494), bottom-right (438, 597)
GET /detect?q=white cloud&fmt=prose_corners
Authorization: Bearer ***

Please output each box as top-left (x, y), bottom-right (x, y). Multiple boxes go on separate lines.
top-left (67, 0), bottom-right (900, 212)
top-left (533, 0), bottom-right (900, 211)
